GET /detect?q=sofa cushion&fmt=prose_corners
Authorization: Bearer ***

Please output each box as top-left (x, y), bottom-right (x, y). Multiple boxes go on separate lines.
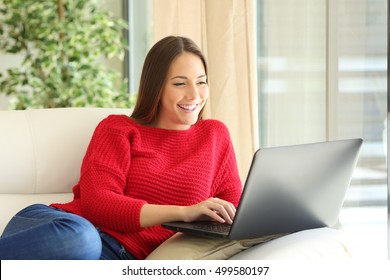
top-left (0, 108), bottom-right (131, 195)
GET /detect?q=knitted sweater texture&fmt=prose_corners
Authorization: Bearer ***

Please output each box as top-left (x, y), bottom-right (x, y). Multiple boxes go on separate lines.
top-left (51, 115), bottom-right (242, 259)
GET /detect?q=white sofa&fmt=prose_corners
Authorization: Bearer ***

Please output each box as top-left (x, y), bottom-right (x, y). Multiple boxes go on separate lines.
top-left (0, 107), bottom-right (357, 259)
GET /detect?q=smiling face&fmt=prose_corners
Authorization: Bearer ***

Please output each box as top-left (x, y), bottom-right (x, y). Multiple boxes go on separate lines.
top-left (155, 52), bottom-right (209, 130)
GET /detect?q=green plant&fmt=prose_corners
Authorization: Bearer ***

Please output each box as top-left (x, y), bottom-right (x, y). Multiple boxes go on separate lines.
top-left (0, 0), bottom-right (134, 109)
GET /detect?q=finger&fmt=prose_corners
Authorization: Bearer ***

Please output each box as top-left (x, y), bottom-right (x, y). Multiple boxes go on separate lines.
top-left (205, 199), bottom-right (235, 224)
top-left (209, 198), bottom-right (236, 223)
top-left (199, 207), bottom-right (225, 223)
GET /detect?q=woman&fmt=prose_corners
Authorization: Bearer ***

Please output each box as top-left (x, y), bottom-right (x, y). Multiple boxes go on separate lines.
top-left (0, 36), bottom-right (242, 260)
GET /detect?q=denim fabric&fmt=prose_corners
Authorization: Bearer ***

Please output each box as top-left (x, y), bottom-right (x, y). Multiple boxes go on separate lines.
top-left (98, 229), bottom-right (135, 260)
top-left (0, 204), bottom-right (135, 260)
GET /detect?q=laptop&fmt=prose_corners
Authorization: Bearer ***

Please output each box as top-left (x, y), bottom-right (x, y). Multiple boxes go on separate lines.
top-left (162, 138), bottom-right (363, 240)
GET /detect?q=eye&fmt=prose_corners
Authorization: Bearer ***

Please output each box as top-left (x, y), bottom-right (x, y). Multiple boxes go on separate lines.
top-left (173, 82), bottom-right (185, 86)
top-left (198, 80), bottom-right (207, 85)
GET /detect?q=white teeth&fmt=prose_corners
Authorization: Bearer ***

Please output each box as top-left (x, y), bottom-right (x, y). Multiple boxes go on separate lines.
top-left (178, 104), bottom-right (197, 111)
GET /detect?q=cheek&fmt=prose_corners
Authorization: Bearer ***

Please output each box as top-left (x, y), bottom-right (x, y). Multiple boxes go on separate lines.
top-left (201, 87), bottom-right (209, 100)
top-left (161, 98), bottom-right (177, 112)
top-left (160, 89), bottom-right (179, 108)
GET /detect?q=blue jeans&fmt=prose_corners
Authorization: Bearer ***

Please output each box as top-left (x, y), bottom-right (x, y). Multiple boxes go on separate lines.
top-left (0, 204), bottom-right (136, 260)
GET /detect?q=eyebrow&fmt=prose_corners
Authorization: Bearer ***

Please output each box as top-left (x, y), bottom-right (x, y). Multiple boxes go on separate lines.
top-left (170, 74), bottom-right (207, 80)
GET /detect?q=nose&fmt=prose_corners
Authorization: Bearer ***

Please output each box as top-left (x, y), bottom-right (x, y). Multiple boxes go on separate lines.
top-left (187, 83), bottom-right (200, 100)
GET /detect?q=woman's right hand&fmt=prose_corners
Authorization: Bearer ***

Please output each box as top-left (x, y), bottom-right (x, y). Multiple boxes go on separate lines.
top-left (179, 197), bottom-right (236, 224)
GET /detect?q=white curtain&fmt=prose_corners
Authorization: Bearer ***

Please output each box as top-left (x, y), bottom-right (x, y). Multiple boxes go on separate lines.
top-left (153, 0), bottom-right (258, 179)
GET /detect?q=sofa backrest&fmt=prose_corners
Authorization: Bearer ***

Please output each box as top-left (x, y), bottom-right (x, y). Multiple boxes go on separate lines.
top-left (0, 108), bottom-right (131, 233)
top-left (0, 107), bottom-right (132, 195)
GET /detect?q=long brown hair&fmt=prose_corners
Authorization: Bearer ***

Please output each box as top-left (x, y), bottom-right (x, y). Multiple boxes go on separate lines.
top-left (131, 36), bottom-right (208, 125)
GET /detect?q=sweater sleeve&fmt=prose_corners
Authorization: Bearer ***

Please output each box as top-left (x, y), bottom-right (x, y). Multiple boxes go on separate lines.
top-left (78, 117), bottom-right (147, 233)
top-left (210, 124), bottom-right (243, 208)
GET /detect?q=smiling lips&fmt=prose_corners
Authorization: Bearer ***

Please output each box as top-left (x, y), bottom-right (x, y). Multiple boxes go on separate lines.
top-left (177, 104), bottom-right (199, 112)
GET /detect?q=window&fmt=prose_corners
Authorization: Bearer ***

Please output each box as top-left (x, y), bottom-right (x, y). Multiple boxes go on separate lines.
top-left (123, 0), bottom-right (154, 95)
top-left (256, 0), bottom-right (388, 258)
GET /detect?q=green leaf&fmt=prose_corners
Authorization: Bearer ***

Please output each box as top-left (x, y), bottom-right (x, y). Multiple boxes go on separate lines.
top-left (0, 0), bottom-right (130, 109)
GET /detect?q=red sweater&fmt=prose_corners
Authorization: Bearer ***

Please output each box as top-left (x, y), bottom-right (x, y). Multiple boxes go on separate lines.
top-left (51, 115), bottom-right (242, 259)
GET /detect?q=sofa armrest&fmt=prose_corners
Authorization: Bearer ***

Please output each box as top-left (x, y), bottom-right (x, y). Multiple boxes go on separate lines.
top-left (229, 227), bottom-right (356, 260)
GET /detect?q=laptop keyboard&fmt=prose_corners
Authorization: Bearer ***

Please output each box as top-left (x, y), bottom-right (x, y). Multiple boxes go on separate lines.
top-left (192, 222), bottom-right (231, 234)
